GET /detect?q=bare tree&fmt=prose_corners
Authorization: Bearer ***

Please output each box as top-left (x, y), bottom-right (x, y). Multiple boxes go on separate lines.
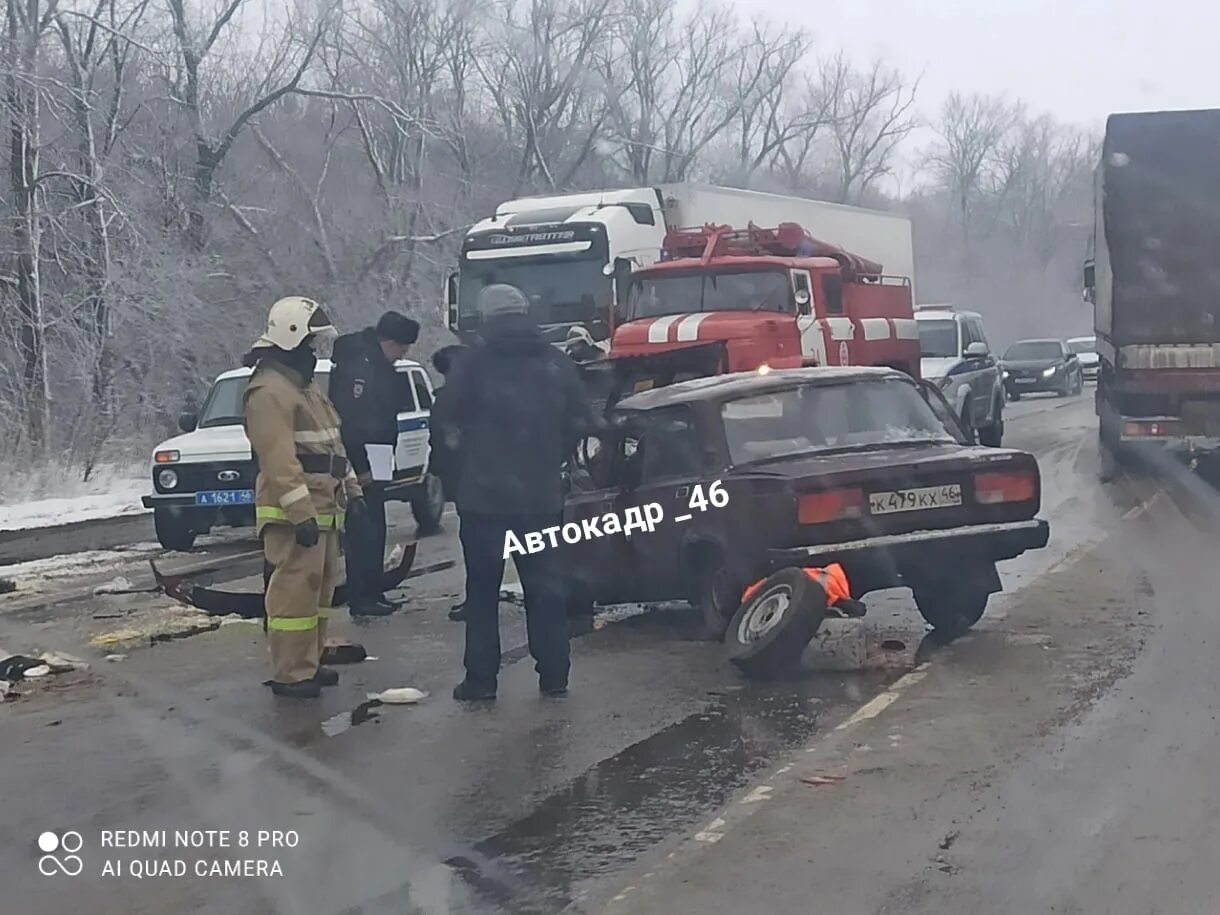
top-left (823, 55), bottom-right (918, 204)
top-left (5, 0), bottom-right (60, 451)
top-left (162, 0), bottom-right (331, 249)
top-left (924, 91), bottom-right (1018, 249)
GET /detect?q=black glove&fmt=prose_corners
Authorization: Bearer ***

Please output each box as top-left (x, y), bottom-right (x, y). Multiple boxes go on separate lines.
top-left (294, 518), bottom-right (320, 548)
top-left (346, 496), bottom-right (368, 528)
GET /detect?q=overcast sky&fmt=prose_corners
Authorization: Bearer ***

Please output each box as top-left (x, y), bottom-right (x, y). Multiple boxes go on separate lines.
top-left (731, 0), bottom-right (1218, 133)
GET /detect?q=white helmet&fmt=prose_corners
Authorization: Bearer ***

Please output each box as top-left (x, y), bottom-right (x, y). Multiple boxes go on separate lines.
top-left (251, 296), bottom-right (337, 351)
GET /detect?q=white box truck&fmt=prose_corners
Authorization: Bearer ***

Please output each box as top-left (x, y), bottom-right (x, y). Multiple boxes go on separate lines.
top-left (446, 184), bottom-right (915, 343)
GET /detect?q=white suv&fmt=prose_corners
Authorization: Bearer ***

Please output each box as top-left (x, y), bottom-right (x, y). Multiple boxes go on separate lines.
top-left (142, 358), bottom-right (445, 550)
top-left (915, 305), bottom-right (1005, 446)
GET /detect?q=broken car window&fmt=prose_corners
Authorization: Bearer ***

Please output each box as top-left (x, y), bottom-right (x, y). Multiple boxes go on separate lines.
top-left (722, 379), bottom-right (953, 465)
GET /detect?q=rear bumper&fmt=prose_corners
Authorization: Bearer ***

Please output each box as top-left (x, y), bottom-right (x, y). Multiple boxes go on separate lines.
top-left (768, 519), bottom-right (1050, 590)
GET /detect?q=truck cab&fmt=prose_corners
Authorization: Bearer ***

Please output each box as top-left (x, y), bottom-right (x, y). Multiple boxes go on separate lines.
top-left (607, 223), bottom-right (920, 401)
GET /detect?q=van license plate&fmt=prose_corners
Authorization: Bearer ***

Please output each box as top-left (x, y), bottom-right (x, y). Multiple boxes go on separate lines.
top-left (196, 490), bottom-right (254, 506)
top-left (869, 484), bottom-right (961, 515)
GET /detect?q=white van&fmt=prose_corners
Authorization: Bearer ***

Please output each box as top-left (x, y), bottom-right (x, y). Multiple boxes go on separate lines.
top-left (142, 358), bottom-right (445, 550)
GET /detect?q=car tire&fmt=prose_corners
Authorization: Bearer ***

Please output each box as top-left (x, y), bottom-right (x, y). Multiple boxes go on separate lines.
top-left (410, 473), bottom-right (446, 536)
top-left (726, 568), bottom-right (828, 680)
top-left (912, 580), bottom-right (989, 642)
top-left (695, 563), bottom-right (739, 642)
top-left (978, 396), bottom-right (1004, 447)
top-left (154, 508), bottom-right (197, 552)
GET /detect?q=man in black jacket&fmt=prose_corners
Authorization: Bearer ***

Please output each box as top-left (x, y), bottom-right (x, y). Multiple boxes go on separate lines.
top-left (329, 311), bottom-right (420, 616)
top-left (428, 344), bottom-right (470, 622)
top-left (438, 285), bottom-right (593, 700)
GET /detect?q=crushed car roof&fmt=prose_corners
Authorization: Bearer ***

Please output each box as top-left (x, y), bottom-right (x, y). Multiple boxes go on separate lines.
top-left (616, 366), bottom-right (907, 410)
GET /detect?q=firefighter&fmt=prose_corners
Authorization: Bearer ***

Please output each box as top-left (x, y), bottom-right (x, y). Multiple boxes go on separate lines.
top-left (243, 296), bottom-right (366, 699)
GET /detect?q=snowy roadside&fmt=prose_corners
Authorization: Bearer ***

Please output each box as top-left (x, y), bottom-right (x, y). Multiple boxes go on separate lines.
top-left (0, 477), bottom-right (148, 532)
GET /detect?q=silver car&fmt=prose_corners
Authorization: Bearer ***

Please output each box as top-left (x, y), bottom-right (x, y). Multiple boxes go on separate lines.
top-left (1066, 336), bottom-right (1100, 381)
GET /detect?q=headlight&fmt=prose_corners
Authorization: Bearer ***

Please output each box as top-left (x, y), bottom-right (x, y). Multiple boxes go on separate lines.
top-left (158, 468), bottom-right (179, 489)
top-left (155, 449), bottom-right (180, 464)
top-left (1002, 369), bottom-right (1010, 380)
top-left (1042, 366), bottom-right (1056, 378)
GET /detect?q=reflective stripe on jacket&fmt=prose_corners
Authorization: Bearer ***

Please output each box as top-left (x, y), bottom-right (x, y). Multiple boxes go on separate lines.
top-left (741, 563), bottom-right (851, 608)
top-left (243, 359), bottom-right (362, 533)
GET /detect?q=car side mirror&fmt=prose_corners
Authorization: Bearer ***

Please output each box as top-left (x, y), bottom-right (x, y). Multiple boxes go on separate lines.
top-left (965, 342), bottom-right (989, 359)
top-left (178, 410), bottom-right (198, 433)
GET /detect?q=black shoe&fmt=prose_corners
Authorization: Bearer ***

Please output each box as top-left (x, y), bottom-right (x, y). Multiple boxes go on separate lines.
top-left (448, 602), bottom-right (467, 622)
top-left (270, 679), bottom-right (322, 699)
top-left (313, 667), bottom-right (339, 687)
top-left (349, 600), bottom-right (394, 617)
top-left (375, 596), bottom-right (400, 611)
top-left (540, 683), bottom-right (568, 697)
top-left (452, 680), bottom-right (497, 701)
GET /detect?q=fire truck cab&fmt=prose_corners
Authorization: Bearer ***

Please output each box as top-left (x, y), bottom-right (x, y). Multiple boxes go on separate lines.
top-left (609, 222), bottom-right (920, 398)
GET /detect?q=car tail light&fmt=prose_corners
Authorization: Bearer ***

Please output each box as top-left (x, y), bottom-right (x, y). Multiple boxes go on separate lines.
top-left (798, 487), bottom-right (865, 524)
top-left (974, 471), bottom-right (1035, 504)
top-left (155, 450), bottom-right (180, 464)
top-left (1123, 419), bottom-right (1177, 438)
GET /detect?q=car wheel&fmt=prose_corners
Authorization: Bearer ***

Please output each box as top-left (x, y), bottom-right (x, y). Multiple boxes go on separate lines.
top-left (410, 473), bottom-right (446, 536)
top-left (695, 563), bottom-right (739, 642)
top-left (978, 396), bottom-right (1004, 447)
top-left (154, 508), bottom-right (197, 552)
top-left (726, 568), bottom-right (828, 680)
top-left (912, 580), bottom-right (989, 642)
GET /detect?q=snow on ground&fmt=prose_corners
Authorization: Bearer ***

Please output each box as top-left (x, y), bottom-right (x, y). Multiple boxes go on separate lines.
top-left (0, 475), bottom-right (148, 532)
top-left (0, 545), bottom-right (160, 584)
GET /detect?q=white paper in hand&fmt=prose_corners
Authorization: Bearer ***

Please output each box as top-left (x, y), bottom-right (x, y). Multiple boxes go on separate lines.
top-left (365, 444), bottom-right (395, 482)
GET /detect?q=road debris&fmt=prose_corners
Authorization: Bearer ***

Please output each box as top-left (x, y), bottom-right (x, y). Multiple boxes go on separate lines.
top-left (0, 655), bottom-right (46, 680)
top-left (0, 577), bottom-right (15, 594)
top-left (93, 576), bottom-right (141, 595)
top-left (22, 664), bottom-right (51, 679)
top-left (367, 687), bottom-right (428, 704)
top-left (322, 699), bottom-right (382, 737)
top-left (321, 641), bottom-right (367, 665)
top-left (40, 651), bottom-right (90, 673)
top-left (104, 654), bottom-right (126, 662)
top-left (939, 830), bottom-right (960, 850)
top-left (800, 774), bottom-right (846, 787)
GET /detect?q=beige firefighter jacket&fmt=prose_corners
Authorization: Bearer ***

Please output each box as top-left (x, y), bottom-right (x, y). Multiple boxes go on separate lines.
top-left (243, 358), bottom-right (363, 533)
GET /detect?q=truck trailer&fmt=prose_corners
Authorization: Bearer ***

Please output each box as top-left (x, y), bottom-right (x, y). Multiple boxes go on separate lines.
top-left (447, 184), bottom-right (916, 342)
top-left (1086, 108), bottom-right (1220, 463)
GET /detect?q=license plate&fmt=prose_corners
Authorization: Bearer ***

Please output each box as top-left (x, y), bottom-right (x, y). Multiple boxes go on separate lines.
top-left (195, 489), bottom-right (254, 506)
top-left (869, 484), bottom-right (962, 515)
top-left (1015, 377), bottom-right (1036, 385)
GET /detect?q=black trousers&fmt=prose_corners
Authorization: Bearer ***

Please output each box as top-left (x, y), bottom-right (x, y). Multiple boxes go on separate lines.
top-left (459, 512), bottom-right (570, 689)
top-left (344, 483), bottom-right (387, 603)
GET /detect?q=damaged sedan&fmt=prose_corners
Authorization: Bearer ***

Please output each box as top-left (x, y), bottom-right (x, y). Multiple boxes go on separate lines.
top-left (563, 366), bottom-right (1049, 658)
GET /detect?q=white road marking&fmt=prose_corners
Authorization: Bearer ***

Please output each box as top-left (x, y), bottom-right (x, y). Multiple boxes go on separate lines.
top-left (694, 818), bottom-right (726, 843)
top-left (833, 665), bottom-right (929, 732)
top-left (741, 786), bottom-right (773, 804)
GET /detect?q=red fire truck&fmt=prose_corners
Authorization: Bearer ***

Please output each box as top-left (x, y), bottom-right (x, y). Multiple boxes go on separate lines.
top-left (608, 222), bottom-right (920, 399)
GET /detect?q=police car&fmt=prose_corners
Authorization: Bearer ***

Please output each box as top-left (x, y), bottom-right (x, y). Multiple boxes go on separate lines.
top-left (914, 305), bottom-right (1005, 447)
top-left (142, 358), bottom-right (444, 550)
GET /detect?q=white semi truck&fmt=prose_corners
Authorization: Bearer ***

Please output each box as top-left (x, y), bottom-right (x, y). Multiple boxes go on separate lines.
top-left (446, 184), bottom-right (915, 343)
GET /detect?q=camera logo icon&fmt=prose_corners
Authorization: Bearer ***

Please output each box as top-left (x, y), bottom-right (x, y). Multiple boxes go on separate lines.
top-left (38, 831), bottom-right (83, 876)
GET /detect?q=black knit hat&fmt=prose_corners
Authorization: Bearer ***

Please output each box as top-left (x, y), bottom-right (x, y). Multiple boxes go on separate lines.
top-left (376, 311), bottom-right (420, 345)
top-left (432, 344), bottom-right (469, 376)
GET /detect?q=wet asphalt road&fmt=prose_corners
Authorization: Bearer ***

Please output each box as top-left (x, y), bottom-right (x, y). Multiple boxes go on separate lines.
top-left (1, 389), bottom-right (1165, 914)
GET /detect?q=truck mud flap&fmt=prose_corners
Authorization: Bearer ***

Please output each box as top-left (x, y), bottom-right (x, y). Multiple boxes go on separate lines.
top-left (151, 543), bottom-right (452, 617)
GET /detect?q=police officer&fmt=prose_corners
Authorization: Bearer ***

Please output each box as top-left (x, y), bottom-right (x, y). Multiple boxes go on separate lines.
top-left (329, 311), bottom-right (420, 615)
top-left (243, 296), bottom-right (365, 699)
top-left (438, 285), bottom-right (593, 700)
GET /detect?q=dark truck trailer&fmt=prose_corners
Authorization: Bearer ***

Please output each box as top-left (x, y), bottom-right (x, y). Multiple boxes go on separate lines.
top-left (1086, 108), bottom-right (1220, 460)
